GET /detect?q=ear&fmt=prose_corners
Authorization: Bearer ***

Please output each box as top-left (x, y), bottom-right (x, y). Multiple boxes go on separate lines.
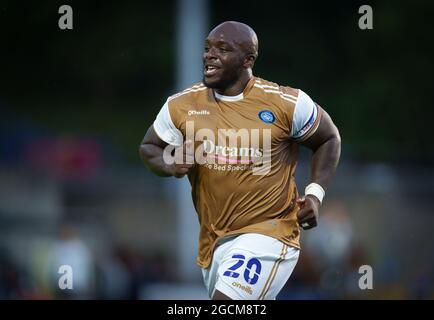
top-left (243, 54), bottom-right (256, 69)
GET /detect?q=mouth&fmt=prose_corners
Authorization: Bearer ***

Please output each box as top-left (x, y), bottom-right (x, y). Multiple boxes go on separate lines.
top-left (204, 65), bottom-right (221, 77)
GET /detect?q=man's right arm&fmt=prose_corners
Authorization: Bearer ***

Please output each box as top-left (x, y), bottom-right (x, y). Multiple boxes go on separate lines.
top-left (139, 125), bottom-right (194, 178)
top-left (139, 125), bottom-right (172, 177)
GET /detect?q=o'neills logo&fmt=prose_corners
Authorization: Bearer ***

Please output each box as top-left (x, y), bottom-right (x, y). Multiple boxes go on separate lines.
top-left (163, 120), bottom-right (271, 175)
top-left (188, 110), bottom-right (210, 116)
top-left (232, 282), bottom-right (253, 295)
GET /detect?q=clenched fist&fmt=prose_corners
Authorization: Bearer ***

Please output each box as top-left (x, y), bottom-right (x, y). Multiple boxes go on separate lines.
top-left (296, 195), bottom-right (321, 230)
top-left (168, 140), bottom-right (195, 178)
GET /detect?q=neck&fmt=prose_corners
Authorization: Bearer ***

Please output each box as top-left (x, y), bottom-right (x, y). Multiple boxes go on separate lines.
top-left (215, 69), bottom-right (252, 96)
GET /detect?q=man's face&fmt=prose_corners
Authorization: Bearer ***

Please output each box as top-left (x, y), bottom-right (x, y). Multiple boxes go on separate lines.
top-left (202, 32), bottom-right (246, 90)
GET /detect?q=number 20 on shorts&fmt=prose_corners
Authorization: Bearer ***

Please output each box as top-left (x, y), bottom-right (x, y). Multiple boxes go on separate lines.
top-left (223, 254), bottom-right (262, 285)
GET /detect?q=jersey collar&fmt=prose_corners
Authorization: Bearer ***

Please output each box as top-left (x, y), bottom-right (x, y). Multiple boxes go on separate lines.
top-left (213, 76), bottom-right (256, 102)
top-left (214, 91), bottom-right (244, 102)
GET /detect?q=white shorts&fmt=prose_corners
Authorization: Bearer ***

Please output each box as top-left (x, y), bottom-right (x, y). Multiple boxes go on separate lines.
top-left (201, 233), bottom-right (300, 300)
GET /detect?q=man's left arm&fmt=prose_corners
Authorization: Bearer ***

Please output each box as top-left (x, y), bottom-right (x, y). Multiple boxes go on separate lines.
top-left (296, 106), bottom-right (341, 229)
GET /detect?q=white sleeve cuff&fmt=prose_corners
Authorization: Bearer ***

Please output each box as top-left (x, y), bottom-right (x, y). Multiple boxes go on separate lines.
top-left (291, 90), bottom-right (318, 139)
top-left (153, 100), bottom-right (183, 146)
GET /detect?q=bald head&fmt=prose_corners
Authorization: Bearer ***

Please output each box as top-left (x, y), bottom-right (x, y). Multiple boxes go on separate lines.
top-left (208, 21), bottom-right (259, 58)
top-left (203, 21), bottom-right (258, 94)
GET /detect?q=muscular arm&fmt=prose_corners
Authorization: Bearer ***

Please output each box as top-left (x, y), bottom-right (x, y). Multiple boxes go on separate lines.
top-left (139, 125), bottom-right (172, 177)
top-left (139, 125), bottom-right (194, 178)
top-left (300, 106), bottom-right (341, 189)
top-left (296, 106), bottom-right (341, 229)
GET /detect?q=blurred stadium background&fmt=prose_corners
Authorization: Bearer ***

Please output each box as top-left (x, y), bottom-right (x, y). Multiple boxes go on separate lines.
top-left (1, 0), bottom-right (433, 299)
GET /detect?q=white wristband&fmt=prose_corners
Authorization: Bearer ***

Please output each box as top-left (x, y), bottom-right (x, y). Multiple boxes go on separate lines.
top-left (305, 183), bottom-right (325, 204)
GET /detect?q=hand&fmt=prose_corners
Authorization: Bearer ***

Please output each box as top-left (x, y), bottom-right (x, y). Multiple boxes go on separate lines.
top-left (168, 140), bottom-right (195, 178)
top-left (296, 195), bottom-right (321, 230)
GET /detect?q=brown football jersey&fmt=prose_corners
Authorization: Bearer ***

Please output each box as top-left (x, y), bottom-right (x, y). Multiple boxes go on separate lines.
top-left (153, 76), bottom-right (321, 268)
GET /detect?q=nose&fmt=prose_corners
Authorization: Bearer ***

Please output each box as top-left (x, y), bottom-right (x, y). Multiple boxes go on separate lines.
top-left (203, 47), bottom-right (217, 61)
